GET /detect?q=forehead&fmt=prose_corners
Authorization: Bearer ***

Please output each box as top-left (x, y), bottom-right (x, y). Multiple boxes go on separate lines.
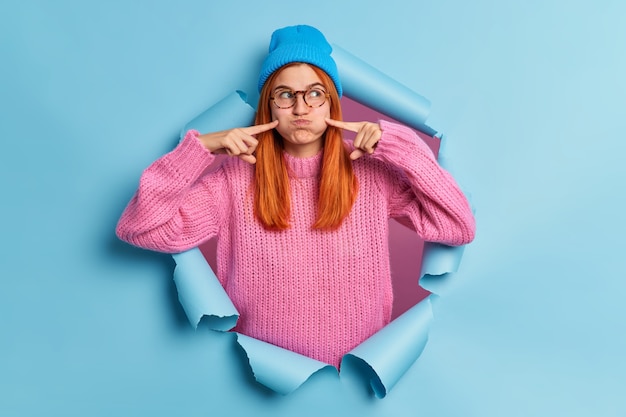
top-left (271, 64), bottom-right (323, 90)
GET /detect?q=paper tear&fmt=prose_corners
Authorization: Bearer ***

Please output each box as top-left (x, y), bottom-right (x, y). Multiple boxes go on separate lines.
top-left (342, 297), bottom-right (433, 398)
top-left (172, 248), bottom-right (238, 330)
top-left (236, 333), bottom-right (334, 395)
top-left (167, 42), bottom-right (473, 397)
top-left (180, 90), bottom-right (256, 140)
top-left (331, 44), bottom-right (432, 131)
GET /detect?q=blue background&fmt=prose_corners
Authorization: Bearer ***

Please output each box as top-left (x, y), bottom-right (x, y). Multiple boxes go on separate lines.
top-left (2, 1), bottom-right (625, 416)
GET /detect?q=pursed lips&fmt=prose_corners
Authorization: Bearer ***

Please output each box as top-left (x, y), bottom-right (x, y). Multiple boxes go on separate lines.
top-left (291, 119), bottom-right (311, 127)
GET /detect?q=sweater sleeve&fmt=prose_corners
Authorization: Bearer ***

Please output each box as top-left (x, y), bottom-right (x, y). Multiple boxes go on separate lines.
top-left (115, 130), bottom-right (229, 253)
top-left (371, 120), bottom-right (476, 246)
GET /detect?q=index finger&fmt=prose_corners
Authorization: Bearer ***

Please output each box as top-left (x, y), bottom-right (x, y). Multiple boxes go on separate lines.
top-left (243, 120), bottom-right (279, 135)
top-left (325, 118), bottom-right (362, 133)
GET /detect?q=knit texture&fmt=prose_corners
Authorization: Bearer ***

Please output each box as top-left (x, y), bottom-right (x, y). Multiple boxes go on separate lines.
top-left (116, 120), bottom-right (475, 367)
top-left (257, 25), bottom-right (342, 96)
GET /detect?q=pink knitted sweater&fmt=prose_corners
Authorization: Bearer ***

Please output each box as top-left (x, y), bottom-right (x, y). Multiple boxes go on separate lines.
top-left (116, 120), bottom-right (475, 367)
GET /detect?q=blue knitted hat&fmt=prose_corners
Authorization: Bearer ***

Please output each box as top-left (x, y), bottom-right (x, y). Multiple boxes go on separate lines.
top-left (257, 25), bottom-right (342, 97)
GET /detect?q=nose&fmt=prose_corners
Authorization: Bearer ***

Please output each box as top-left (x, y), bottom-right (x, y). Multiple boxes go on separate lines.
top-left (292, 93), bottom-right (309, 115)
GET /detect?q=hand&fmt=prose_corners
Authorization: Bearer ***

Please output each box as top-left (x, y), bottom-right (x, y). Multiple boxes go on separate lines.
top-left (198, 120), bottom-right (279, 164)
top-left (325, 118), bottom-right (381, 160)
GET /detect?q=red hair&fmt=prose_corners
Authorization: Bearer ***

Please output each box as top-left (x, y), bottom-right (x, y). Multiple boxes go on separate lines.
top-left (254, 63), bottom-right (358, 231)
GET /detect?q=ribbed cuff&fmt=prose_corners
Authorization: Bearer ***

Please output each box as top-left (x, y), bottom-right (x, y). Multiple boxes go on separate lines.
top-left (162, 129), bottom-right (216, 183)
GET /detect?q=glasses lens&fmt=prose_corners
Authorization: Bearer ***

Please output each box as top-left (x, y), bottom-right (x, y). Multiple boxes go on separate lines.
top-left (274, 90), bottom-right (294, 108)
top-left (305, 88), bottom-right (326, 107)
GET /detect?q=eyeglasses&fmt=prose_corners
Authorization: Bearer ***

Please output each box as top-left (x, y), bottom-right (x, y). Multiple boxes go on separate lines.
top-left (270, 87), bottom-right (330, 109)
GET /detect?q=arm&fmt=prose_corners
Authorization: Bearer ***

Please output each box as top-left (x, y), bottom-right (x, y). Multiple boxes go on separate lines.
top-left (116, 121), bottom-right (278, 253)
top-left (115, 130), bottom-right (228, 253)
top-left (372, 120), bottom-right (475, 246)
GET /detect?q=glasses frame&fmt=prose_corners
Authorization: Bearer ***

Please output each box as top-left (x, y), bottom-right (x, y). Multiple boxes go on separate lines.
top-left (270, 88), bottom-right (331, 109)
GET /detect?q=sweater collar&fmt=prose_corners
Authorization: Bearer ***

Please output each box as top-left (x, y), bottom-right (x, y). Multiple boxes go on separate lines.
top-left (283, 150), bottom-right (323, 179)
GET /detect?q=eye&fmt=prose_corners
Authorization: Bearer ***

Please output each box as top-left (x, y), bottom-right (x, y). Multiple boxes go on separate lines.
top-left (276, 90), bottom-right (294, 99)
top-left (307, 88), bottom-right (325, 98)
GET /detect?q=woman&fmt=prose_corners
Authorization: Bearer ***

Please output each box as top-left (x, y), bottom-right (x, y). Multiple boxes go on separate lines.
top-left (116, 25), bottom-right (475, 367)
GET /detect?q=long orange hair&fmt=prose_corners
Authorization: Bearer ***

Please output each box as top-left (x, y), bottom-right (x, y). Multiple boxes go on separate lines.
top-left (254, 63), bottom-right (358, 231)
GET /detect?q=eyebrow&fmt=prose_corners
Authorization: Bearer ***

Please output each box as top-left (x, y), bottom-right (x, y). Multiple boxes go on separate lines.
top-left (272, 82), bottom-right (326, 92)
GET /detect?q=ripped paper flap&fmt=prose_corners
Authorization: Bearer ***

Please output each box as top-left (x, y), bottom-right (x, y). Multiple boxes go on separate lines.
top-left (172, 248), bottom-right (239, 330)
top-left (180, 90), bottom-right (256, 140)
top-left (332, 44), bottom-right (431, 131)
top-left (236, 333), bottom-right (333, 395)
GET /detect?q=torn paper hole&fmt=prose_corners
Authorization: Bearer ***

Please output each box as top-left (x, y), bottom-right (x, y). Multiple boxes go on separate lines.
top-left (170, 45), bottom-right (471, 397)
